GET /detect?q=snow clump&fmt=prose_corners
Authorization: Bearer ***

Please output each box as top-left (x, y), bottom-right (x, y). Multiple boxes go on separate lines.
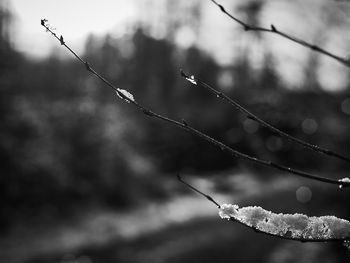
top-left (219, 203), bottom-right (350, 240)
top-left (116, 89), bottom-right (135, 103)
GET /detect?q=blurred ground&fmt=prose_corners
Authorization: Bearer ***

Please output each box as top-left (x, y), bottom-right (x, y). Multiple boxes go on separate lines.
top-left (1, 172), bottom-right (350, 263)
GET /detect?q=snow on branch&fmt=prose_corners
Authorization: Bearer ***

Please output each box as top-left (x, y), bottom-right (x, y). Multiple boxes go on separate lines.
top-left (116, 89), bottom-right (135, 103)
top-left (209, 0), bottom-right (350, 68)
top-left (219, 204), bottom-right (350, 242)
top-left (180, 69), bottom-right (350, 165)
top-left (178, 175), bottom-right (350, 243)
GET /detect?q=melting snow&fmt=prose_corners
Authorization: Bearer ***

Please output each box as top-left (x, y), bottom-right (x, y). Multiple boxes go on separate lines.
top-left (185, 75), bottom-right (197, 85)
top-left (116, 89), bottom-right (135, 103)
top-left (339, 177), bottom-right (350, 183)
top-left (338, 177), bottom-right (350, 189)
top-left (219, 203), bottom-right (350, 240)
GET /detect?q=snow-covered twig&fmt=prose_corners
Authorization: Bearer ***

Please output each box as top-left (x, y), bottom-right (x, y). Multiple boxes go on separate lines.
top-left (40, 19), bottom-right (350, 188)
top-left (180, 69), bottom-right (350, 164)
top-left (209, 0), bottom-right (350, 68)
top-left (178, 175), bottom-right (350, 243)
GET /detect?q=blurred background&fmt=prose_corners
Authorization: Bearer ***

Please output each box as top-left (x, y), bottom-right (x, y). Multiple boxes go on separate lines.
top-left (1, 0), bottom-right (350, 262)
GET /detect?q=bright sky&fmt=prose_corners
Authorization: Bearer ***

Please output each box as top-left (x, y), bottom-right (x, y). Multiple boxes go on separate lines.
top-left (10, 0), bottom-right (136, 58)
top-left (7, 0), bottom-right (350, 91)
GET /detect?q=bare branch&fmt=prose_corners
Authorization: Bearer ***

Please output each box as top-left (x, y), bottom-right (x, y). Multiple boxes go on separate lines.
top-left (40, 19), bottom-right (350, 188)
top-left (177, 174), bottom-right (220, 207)
top-left (178, 177), bottom-right (350, 243)
top-left (180, 70), bottom-right (350, 164)
top-left (209, 0), bottom-right (350, 68)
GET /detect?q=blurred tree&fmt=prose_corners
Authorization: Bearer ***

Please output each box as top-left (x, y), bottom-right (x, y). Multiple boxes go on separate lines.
top-left (2, 1), bottom-right (350, 239)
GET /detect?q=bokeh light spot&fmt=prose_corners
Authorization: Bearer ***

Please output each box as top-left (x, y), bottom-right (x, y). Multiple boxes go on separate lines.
top-left (341, 98), bottom-right (350, 115)
top-left (296, 186), bottom-right (312, 203)
top-left (265, 135), bottom-right (283, 152)
top-left (243, 119), bottom-right (259, 134)
top-left (301, 118), bottom-right (318, 134)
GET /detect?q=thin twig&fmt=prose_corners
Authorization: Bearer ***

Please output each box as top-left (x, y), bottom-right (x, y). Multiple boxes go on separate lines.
top-left (209, 0), bottom-right (350, 68)
top-left (40, 19), bottom-right (350, 188)
top-left (178, 176), bottom-right (350, 243)
top-left (177, 174), bottom-right (220, 207)
top-left (180, 69), bottom-right (350, 164)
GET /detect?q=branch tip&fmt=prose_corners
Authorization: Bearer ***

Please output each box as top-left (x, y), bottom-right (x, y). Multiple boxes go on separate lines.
top-left (40, 19), bottom-right (47, 26)
top-left (180, 68), bottom-right (188, 78)
top-left (176, 173), bottom-right (182, 182)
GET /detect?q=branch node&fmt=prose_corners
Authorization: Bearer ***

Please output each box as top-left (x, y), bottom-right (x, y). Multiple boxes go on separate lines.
top-left (246, 115), bottom-right (257, 121)
top-left (271, 24), bottom-right (276, 32)
top-left (182, 119), bottom-right (188, 126)
top-left (59, 35), bottom-right (65, 45)
top-left (218, 4), bottom-right (225, 13)
top-left (85, 61), bottom-right (91, 71)
top-left (142, 109), bottom-right (154, 117)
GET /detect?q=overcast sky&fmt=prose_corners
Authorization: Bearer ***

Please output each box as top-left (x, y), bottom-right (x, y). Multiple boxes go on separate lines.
top-left (7, 0), bottom-right (350, 91)
top-left (9, 0), bottom-right (136, 58)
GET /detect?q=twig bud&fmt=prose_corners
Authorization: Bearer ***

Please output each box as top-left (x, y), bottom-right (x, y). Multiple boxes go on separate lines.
top-left (180, 68), bottom-right (188, 78)
top-left (142, 109), bottom-right (154, 117)
top-left (59, 35), bottom-right (65, 45)
top-left (85, 61), bottom-right (91, 71)
top-left (246, 115), bottom-right (257, 121)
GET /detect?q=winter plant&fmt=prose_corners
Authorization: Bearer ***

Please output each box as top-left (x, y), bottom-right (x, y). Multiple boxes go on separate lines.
top-left (41, 0), bottom-right (350, 245)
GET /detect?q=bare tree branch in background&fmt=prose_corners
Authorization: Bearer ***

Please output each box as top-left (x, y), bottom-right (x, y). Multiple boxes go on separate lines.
top-left (40, 19), bottom-right (350, 188)
top-left (209, 0), bottom-right (350, 68)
